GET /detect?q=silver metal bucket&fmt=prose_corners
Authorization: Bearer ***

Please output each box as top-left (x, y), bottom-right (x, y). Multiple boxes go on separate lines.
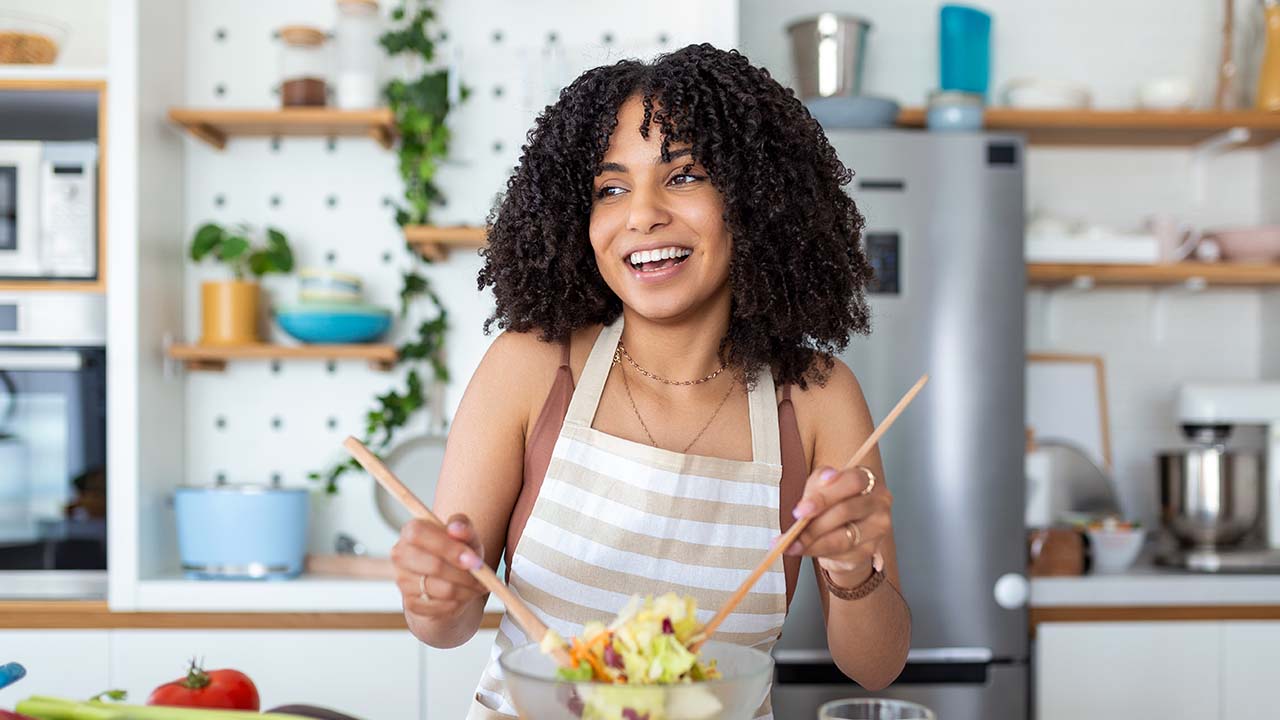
top-left (786, 13), bottom-right (873, 99)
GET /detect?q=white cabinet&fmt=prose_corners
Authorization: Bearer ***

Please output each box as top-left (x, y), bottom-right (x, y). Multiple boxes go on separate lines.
top-left (424, 629), bottom-right (497, 719)
top-left (1036, 622), bottom-right (1221, 720)
top-left (0, 625), bottom-right (505, 719)
top-left (0, 630), bottom-right (111, 701)
top-left (1222, 621), bottom-right (1280, 718)
top-left (109, 630), bottom-right (422, 720)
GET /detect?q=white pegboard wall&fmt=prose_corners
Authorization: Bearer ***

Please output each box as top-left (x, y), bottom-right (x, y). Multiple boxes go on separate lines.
top-left (179, 0), bottom-right (736, 551)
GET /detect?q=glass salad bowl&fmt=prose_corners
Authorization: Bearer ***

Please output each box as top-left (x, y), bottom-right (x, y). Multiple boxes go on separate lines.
top-left (499, 640), bottom-right (774, 720)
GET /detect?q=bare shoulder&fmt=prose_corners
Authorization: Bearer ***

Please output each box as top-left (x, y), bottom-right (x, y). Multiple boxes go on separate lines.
top-left (784, 356), bottom-right (875, 463)
top-left (470, 324), bottom-right (604, 431)
top-left (481, 325), bottom-right (603, 376)
top-left (787, 356), bottom-right (869, 417)
top-left (469, 330), bottom-right (561, 419)
top-left (481, 329), bottom-right (561, 374)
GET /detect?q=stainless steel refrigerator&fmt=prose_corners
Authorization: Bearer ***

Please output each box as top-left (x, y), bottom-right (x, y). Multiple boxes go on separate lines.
top-left (771, 131), bottom-right (1028, 720)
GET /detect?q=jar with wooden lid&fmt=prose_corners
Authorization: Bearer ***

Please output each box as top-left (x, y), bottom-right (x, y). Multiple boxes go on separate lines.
top-left (335, 0), bottom-right (382, 109)
top-left (278, 25), bottom-right (329, 108)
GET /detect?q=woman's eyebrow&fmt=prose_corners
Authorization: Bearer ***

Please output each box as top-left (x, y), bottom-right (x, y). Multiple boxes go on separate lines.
top-left (597, 148), bottom-right (694, 174)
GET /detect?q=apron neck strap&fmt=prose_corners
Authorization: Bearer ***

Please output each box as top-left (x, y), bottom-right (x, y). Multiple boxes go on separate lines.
top-left (562, 315), bottom-right (782, 466)
top-left (563, 317), bottom-right (624, 429)
top-left (749, 370), bottom-right (781, 466)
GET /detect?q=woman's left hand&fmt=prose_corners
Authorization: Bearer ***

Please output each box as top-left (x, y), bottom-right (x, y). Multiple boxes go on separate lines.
top-left (785, 465), bottom-right (892, 585)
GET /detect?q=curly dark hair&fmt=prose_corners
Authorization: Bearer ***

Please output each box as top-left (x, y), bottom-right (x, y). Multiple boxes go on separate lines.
top-left (477, 43), bottom-right (873, 389)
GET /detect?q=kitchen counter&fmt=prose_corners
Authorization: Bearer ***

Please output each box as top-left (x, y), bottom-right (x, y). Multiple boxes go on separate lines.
top-left (1032, 564), bottom-right (1280, 607)
top-left (1030, 561), bottom-right (1280, 628)
top-left (0, 599), bottom-right (504, 630)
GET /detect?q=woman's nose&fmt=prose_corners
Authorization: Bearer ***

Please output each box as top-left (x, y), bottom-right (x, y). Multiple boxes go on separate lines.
top-left (625, 186), bottom-right (671, 235)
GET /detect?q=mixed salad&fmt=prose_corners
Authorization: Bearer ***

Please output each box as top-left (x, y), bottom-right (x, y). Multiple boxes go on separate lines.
top-left (547, 593), bottom-right (718, 685)
top-left (540, 594), bottom-right (724, 720)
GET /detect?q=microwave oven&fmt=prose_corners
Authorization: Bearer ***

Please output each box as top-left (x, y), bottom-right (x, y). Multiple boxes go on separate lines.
top-left (0, 141), bottom-right (98, 281)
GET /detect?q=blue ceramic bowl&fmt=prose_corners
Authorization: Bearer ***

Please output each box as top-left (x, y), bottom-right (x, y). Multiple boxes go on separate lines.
top-left (805, 95), bottom-right (901, 130)
top-left (275, 303), bottom-right (391, 344)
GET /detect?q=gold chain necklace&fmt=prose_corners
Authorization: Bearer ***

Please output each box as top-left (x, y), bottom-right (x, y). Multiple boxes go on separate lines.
top-left (615, 341), bottom-right (726, 386)
top-left (616, 357), bottom-right (736, 454)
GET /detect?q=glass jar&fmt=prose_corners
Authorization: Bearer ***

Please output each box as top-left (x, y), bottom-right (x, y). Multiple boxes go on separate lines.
top-left (926, 89), bottom-right (983, 131)
top-left (278, 25), bottom-right (329, 107)
top-left (334, 0), bottom-right (382, 109)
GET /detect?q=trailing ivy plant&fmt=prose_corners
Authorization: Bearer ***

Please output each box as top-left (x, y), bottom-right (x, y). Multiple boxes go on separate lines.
top-left (310, 0), bottom-right (462, 494)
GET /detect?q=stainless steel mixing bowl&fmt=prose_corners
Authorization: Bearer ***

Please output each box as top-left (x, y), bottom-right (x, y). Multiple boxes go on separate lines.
top-left (1158, 445), bottom-right (1262, 548)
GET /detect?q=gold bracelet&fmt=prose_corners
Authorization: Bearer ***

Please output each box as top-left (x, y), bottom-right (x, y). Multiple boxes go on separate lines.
top-left (820, 564), bottom-right (885, 601)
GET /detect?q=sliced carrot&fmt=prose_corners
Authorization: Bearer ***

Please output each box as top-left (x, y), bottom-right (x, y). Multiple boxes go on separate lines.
top-left (582, 650), bottom-right (609, 681)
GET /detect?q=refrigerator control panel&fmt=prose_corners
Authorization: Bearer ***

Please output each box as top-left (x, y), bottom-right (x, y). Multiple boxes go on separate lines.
top-left (865, 231), bottom-right (900, 295)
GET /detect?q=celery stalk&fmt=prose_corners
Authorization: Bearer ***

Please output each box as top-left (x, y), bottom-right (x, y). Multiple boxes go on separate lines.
top-left (16, 696), bottom-right (312, 720)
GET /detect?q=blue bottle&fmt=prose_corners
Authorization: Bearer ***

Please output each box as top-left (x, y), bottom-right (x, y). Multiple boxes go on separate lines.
top-left (939, 5), bottom-right (992, 97)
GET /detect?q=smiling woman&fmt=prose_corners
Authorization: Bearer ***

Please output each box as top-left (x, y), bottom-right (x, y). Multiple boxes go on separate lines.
top-left (388, 43), bottom-right (911, 720)
top-left (477, 44), bottom-right (874, 388)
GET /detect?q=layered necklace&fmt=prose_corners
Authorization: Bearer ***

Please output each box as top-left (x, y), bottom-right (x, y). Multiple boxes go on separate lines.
top-left (613, 340), bottom-right (736, 454)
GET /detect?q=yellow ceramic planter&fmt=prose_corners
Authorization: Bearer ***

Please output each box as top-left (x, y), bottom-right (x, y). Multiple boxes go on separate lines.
top-left (200, 280), bottom-right (261, 345)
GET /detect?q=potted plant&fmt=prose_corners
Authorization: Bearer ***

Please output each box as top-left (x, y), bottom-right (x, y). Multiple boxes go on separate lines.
top-left (189, 222), bottom-right (294, 345)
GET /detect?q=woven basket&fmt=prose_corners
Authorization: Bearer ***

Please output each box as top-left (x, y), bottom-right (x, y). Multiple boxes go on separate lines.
top-left (0, 30), bottom-right (58, 64)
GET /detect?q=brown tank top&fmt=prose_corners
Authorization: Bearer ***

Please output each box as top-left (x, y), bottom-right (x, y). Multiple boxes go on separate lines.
top-left (505, 341), bottom-right (810, 607)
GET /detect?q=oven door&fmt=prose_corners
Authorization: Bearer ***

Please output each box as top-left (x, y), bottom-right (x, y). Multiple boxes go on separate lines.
top-left (0, 346), bottom-right (106, 578)
top-left (0, 142), bottom-right (44, 278)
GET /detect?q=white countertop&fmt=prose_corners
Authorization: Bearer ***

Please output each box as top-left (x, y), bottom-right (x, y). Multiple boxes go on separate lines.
top-left (0, 570), bottom-right (505, 614)
top-left (1031, 563), bottom-right (1280, 607)
top-left (132, 574), bottom-right (507, 614)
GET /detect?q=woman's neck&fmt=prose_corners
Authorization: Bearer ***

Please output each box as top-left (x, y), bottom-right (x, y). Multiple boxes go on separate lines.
top-left (618, 301), bottom-right (730, 385)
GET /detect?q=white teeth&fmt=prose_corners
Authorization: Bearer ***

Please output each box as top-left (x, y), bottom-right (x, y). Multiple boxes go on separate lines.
top-left (629, 247), bottom-right (690, 266)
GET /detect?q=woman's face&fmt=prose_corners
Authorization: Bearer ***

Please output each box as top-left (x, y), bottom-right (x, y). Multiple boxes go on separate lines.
top-left (589, 95), bottom-right (732, 323)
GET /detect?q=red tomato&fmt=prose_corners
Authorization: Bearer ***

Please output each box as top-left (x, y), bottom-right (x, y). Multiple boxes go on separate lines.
top-left (0, 711), bottom-right (37, 720)
top-left (146, 660), bottom-right (259, 711)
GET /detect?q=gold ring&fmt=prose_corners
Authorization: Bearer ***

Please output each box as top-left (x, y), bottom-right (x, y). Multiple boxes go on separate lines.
top-left (845, 521), bottom-right (862, 546)
top-left (418, 575), bottom-right (431, 601)
top-left (855, 466), bottom-right (877, 496)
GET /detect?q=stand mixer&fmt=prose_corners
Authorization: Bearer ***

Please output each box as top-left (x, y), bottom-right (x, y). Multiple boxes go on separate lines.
top-left (1157, 382), bottom-right (1280, 572)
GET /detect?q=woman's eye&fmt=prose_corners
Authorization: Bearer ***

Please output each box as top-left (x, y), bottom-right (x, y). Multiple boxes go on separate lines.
top-left (670, 173), bottom-right (703, 186)
top-left (596, 185), bottom-right (625, 199)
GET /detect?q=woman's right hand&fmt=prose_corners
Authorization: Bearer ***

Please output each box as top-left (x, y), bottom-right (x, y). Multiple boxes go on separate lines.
top-left (391, 513), bottom-right (488, 621)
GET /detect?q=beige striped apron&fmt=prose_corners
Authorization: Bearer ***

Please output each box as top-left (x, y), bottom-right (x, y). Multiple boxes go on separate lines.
top-left (468, 318), bottom-right (786, 719)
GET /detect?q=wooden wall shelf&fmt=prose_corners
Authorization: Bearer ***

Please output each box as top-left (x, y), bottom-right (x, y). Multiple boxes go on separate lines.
top-left (1027, 262), bottom-right (1280, 286)
top-left (896, 108), bottom-right (1280, 147)
top-left (167, 108), bottom-right (396, 150)
top-left (168, 343), bottom-right (398, 371)
top-left (404, 224), bottom-right (487, 261)
top-left (0, 279), bottom-right (104, 292)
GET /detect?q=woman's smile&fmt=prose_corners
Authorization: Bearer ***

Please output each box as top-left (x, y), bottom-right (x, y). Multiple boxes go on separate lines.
top-left (624, 242), bottom-right (694, 283)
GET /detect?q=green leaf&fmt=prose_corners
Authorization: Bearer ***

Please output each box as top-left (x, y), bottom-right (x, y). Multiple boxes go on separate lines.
top-left (247, 251), bottom-right (271, 277)
top-left (190, 224), bottom-right (222, 261)
top-left (219, 235), bottom-right (249, 262)
top-left (266, 227), bottom-right (288, 252)
top-left (266, 228), bottom-right (294, 273)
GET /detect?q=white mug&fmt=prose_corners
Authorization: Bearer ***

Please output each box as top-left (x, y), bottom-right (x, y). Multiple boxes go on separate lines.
top-left (1147, 215), bottom-right (1200, 264)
